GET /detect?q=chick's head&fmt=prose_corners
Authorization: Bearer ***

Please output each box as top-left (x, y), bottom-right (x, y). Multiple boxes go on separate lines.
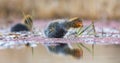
top-left (69, 17), bottom-right (83, 28)
top-left (23, 15), bottom-right (33, 31)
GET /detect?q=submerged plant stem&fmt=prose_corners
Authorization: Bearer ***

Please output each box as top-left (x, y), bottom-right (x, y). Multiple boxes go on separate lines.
top-left (92, 20), bottom-right (96, 58)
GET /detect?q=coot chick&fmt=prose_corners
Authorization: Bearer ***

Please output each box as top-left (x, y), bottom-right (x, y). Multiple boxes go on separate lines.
top-left (44, 17), bottom-right (83, 58)
top-left (11, 15), bottom-right (33, 32)
top-left (10, 15), bottom-right (33, 50)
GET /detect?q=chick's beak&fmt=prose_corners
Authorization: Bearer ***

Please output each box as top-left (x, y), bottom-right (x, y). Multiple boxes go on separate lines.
top-left (69, 17), bottom-right (83, 28)
top-left (75, 21), bottom-right (83, 28)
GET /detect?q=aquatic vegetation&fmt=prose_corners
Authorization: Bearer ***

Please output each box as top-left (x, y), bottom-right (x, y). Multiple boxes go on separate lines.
top-left (76, 20), bottom-right (96, 56)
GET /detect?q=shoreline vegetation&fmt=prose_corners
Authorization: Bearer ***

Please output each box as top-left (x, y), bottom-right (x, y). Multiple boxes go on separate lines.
top-left (0, 0), bottom-right (120, 19)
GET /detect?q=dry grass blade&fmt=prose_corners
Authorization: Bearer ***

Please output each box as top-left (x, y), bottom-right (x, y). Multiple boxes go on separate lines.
top-left (86, 28), bottom-right (93, 34)
top-left (92, 21), bottom-right (96, 36)
top-left (77, 23), bottom-right (93, 36)
top-left (77, 27), bottom-right (82, 35)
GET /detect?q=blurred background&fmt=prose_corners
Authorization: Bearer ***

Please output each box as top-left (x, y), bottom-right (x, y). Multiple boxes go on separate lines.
top-left (0, 0), bottom-right (120, 20)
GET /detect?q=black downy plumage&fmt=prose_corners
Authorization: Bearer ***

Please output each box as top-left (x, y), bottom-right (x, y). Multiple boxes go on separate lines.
top-left (11, 15), bottom-right (33, 32)
top-left (44, 17), bottom-right (83, 58)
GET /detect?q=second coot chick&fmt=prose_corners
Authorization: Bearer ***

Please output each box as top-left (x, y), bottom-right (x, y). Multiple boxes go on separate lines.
top-left (10, 15), bottom-right (33, 48)
top-left (11, 15), bottom-right (33, 32)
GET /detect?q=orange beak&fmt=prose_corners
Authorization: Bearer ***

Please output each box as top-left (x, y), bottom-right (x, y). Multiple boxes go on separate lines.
top-left (69, 17), bottom-right (83, 28)
top-left (75, 21), bottom-right (83, 28)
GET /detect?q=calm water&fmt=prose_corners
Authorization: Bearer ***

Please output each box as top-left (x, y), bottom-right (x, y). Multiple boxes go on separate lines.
top-left (0, 44), bottom-right (120, 63)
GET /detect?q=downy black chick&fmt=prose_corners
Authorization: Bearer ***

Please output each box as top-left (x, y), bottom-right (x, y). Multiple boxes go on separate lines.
top-left (10, 15), bottom-right (33, 51)
top-left (11, 15), bottom-right (33, 32)
top-left (44, 17), bottom-right (83, 58)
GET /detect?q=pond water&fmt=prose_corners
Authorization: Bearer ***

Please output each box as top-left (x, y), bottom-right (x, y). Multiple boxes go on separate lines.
top-left (0, 44), bottom-right (120, 63)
